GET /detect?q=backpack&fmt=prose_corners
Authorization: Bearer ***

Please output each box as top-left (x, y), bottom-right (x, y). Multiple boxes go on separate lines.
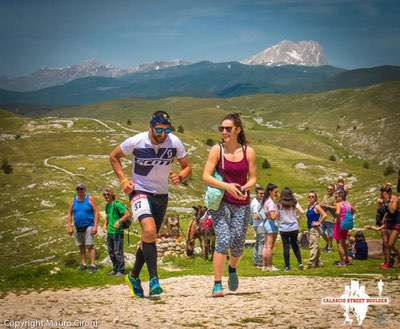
top-left (298, 231), bottom-right (309, 249)
top-left (112, 201), bottom-right (133, 244)
top-left (112, 201), bottom-right (132, 230)
top-left (340, 209), bottom-right (354, 230)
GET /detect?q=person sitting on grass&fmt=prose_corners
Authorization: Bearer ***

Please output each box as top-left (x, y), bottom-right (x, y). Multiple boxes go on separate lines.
top-left (102, 187), bottom-right (131, 276)
top-left (305, 191), bottom-right (327, 268)
top-left (352, 231), bottom-right (368, 260)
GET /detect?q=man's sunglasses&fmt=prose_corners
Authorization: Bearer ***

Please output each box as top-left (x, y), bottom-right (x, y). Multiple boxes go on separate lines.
top-left (103, 193), bottom-right (111, 197)
top-left (76, 187), bottom-right (85, 191)
top-left (154, 127), bottom-right (172, 135)
top-left (218, 126), bottom-right (233, 133)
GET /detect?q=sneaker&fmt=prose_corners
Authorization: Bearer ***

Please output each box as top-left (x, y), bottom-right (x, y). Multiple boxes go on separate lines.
top-left (323, 245), bottom-right (329, 252)
top-left (212, 282), bottom-right (224, 297)
top-left (228, 270), bottom-right (239, 291)
top-left (89, 265), bottom-right (97, 273)
top-left (270, 265), bottom-right (280, 272)
top-left (79, 264), bottom-right (87, 272)
top-left (114, 272), bottom-right (124, 277)
top-left (298, 263), bottom-right (304, 270)
top-left (126, 273), bottom-right (144, 298)
top-left (261, 266), bottom-right (272, 272)
top-left (149, 276), bottom-right (163, 296)
top-left (284, 267), bottom-right (290, 272)
top-left (336, 261), bottom-right (347, 267)
top-left (107, 270), bottom-right (117, 276)
top-left (379, 263), bottom-right (391, 270)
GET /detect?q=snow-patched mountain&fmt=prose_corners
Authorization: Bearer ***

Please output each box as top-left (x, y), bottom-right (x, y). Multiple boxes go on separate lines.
top-left (241, 40), bottom-right (328, 66)
top-left (0, 59), bottom-right (190, 91)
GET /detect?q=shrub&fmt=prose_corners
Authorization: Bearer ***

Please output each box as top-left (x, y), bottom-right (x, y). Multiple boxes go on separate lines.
top-left (262, 159), bottom-right (271, 169)
top-left (383, 165), bottom-right (395, 176)
top-left (363, 161), bottom-right (369, 169)
top-left (1, 159), bottom-right (12, 174)
top-left (177, 125), bottom-right (184, 133)
top-left (329, 155), bottom-right (336, 162)
top-left (206, 138), bottom-right (215, 146)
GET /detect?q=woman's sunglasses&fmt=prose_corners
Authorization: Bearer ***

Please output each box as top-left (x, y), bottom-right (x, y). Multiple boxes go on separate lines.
top-left (154, 127), bottom-right (172, 135)
top-left (218, 126), bottom-right (233, 133)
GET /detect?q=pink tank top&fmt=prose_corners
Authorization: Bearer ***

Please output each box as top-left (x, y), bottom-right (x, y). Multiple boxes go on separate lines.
top-left (217, 144), bottom-right (250, 205)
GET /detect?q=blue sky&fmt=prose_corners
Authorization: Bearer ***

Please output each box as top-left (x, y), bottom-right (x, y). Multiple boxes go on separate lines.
top-left (1, 0), bottom-right (400, 76)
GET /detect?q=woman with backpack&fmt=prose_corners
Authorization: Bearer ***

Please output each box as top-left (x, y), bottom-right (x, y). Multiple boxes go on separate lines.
top-left (276, 188), bottom-right (305, 272)
top-left (102, 187), bottom-right (131, 276)
top-left (334, 190), bottom-right (355, 266)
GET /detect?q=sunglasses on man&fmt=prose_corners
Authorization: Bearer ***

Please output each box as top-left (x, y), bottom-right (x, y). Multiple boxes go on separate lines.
top-left (154, 127), bottom-right (172, 135)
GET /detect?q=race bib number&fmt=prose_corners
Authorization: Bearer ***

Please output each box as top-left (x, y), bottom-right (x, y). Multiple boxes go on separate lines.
top-left (131, 193), bottom-right (151, 221)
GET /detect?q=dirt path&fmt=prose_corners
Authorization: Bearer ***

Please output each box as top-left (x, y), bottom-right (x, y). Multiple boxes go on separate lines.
top-left (1, 276), bottom-right (399, 329)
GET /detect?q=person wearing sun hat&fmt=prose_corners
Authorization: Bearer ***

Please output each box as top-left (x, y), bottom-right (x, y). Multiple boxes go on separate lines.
top-left (109, 110), bottom-right (192, 297)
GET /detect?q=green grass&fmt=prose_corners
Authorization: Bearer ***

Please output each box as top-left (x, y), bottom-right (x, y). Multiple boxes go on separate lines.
top-left (1, 238), bottom-right (398, 294)
top-left (0, 85), bottom-right (399, 292)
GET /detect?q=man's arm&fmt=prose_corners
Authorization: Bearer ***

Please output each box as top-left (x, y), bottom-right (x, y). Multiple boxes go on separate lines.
top-left (170, 156), bottom-right (192, 186)
top-left (66, 200), bottom-right (74, 236)
top-left (89, 195), bottom-right (99, 235)
top-left (110, 145), bottom-right (134, 194)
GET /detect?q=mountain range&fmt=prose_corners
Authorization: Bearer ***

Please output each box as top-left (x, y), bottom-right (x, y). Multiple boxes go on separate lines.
top-left (0, 59), bottom-right (190, 92)
top-left (0, 40), bottom-right (400, 108)
top-left (0, 40), bottom-right (326, 92)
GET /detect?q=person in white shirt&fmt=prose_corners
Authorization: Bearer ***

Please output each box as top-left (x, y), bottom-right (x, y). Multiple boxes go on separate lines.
top-left (109, 111), bottom-right (192, 298)
top-left (250, 185), bottom-right (265, 267)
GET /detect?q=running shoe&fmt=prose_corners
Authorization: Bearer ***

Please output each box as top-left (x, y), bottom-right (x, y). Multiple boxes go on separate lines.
top-left (228, 270), bottom-right (239, 291)
top-left (149, 276), bottom-right (163, 296)
top-left (114, 272), bottom-right (124, 277)
top-left (126, 273), bottom-right (144, 298)
top-left (212, 282), bottom-right (224, 297)
top-left (379, 263), bottom-right (391, 270)
top-left (298, 263), bottom-right (304, 270)
top-left (336, 261), bottom-right (347, 266)
top-left (79, 264), bottom-right (87, 272)
top-left (89, 265), bottom-right (97, 273)
top-left (271, 265), bottom-right (280, 272)
top-left (284, 267), bottom-right (290, 272)
top-left (107, 270), bottom-right (117, 276)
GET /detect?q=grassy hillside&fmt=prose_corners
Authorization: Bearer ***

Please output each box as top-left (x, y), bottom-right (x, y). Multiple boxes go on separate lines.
top-left (45, 82), bottom-right (400, 164)
top-left (0, 103), bottom-right (398, 273)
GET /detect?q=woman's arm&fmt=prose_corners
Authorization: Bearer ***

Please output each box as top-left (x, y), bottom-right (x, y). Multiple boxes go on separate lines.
top-left (240, 146), bottom-right (257, 192)
top-left (316, 204), bottom-right (327, 223)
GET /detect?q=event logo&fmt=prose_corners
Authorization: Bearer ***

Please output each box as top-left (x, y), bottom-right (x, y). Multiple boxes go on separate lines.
top-left (321, 280), bottom-right (390, 326)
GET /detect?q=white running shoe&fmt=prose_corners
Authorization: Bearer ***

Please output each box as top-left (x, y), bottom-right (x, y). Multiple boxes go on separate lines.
top-left (271, 265), bottom-right (280, 272)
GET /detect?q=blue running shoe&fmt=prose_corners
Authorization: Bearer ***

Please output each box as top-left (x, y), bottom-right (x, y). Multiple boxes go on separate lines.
top-left (212, 282), bottom-right (224, 297)
top-left (228, 270), bottom-right (238, 291)
top-left (149, 276), bottom-right (163, 296)
top-left (126, 273), bottom-right (144, 298)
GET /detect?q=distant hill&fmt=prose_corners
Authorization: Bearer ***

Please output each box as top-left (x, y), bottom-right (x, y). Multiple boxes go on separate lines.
top-left (1, 62), bottom-right (400, 107)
